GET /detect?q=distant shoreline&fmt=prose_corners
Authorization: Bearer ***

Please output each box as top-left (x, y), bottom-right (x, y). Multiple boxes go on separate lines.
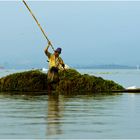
top-left (0, 64), bottom-right (139, 70)
top-left (74, 65), bottom-right (137, 69)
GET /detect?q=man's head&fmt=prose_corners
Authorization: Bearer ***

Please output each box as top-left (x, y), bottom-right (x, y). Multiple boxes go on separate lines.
top-left (54, 48), bottom-right (62, 57)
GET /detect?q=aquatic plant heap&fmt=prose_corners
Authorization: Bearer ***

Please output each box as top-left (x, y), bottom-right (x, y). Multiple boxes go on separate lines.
top-left (0, 70), bottom-right (48, 92)
top-left (0, 69), bottom-right (124, 93)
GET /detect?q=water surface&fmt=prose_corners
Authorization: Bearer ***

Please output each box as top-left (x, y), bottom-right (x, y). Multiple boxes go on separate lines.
top-left (0, 93), bottom-right (140, 139)
top-left (0, 69), bottom-right (140, 139)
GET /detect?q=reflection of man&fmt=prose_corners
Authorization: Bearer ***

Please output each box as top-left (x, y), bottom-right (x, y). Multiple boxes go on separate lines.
top-left (44, 41), bottom-right (65, 84)
top-left (47, 95), bottom-right (64, 136)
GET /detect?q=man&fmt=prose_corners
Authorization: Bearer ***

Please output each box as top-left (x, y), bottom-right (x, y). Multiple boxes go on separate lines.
top-left (44, 41), bottom-right (65, 84)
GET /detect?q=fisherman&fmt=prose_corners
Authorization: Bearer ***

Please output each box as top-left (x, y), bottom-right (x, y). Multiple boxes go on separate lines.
top-left (44, 41), bottom-right (65, 84)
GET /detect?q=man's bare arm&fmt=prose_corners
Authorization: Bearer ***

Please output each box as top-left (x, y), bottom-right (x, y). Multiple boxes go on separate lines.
top-left (44, 41), bottom-right (52, 58)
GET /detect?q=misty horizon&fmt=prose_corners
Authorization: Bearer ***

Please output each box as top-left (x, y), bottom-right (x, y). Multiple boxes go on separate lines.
top-left (0, 1), bottom-right (140, 69)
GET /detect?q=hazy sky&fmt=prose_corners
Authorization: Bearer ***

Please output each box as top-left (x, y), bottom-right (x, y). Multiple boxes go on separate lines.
top-left (0, 1), bottom-right (140, 68)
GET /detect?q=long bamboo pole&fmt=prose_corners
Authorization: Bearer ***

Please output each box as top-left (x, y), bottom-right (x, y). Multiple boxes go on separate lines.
top-left (22, 0), bottom-right (55, 51)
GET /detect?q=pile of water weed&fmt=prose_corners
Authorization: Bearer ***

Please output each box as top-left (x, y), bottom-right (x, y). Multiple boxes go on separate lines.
top-left (0, 70), bottom-right (48, 92)
top-left (56, 69), bottom-right (124, 93)
top-left (0, 69), bottom-right (124, 94)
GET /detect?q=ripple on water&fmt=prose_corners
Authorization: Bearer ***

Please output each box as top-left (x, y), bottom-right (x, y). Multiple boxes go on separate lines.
top-left (0, 93), bottom-right (140, 139)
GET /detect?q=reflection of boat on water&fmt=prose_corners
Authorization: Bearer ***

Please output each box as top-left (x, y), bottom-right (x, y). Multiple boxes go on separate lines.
top-left (46, 95), bottom-right (64, 136)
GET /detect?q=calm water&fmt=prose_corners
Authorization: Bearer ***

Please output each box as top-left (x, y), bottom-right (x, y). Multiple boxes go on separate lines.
top-left (0, 69), bottom-right (140, 139)
top-left (79, 68), bottom-right (140, 88)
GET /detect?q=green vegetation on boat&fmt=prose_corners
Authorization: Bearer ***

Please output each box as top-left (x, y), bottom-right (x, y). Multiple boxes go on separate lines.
top-left (0, 69), bottom-right (124, 94)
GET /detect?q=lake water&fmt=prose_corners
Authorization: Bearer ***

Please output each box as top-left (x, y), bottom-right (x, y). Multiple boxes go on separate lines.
top-left (0, 68), bottom-right (140, 139)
